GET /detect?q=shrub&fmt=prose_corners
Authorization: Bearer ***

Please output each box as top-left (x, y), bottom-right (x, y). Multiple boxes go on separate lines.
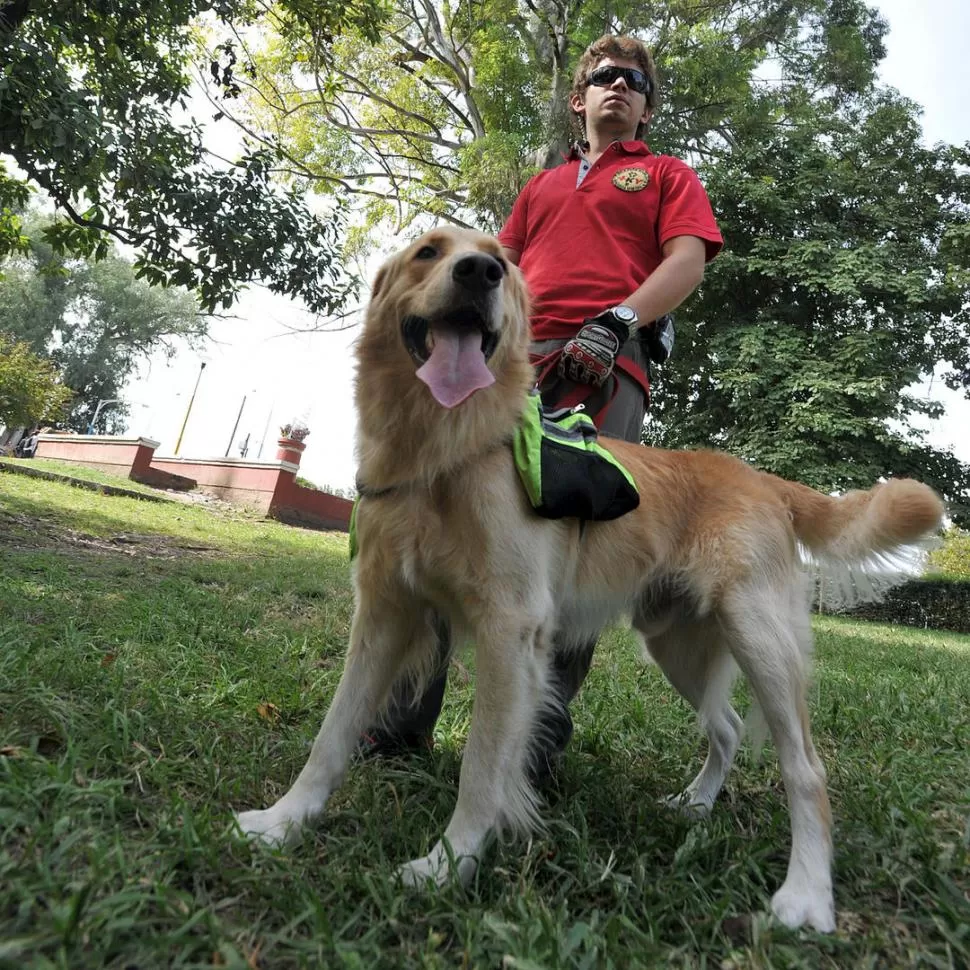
top-left (926, 528), bottom-right (970, 581)
top-left (830, 578), bottom-right (970, 634)
top-left (294, 477), bottom-right (355, 500)
top-left (0, 333), bottom-right (72, 427)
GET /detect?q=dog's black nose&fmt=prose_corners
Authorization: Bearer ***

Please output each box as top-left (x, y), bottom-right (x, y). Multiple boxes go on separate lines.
top-left (452, 253), bottom-right (504, 292)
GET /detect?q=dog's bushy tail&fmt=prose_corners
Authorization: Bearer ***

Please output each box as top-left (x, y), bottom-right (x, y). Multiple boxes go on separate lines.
top-left (770, 476), bottom-right (945, 609)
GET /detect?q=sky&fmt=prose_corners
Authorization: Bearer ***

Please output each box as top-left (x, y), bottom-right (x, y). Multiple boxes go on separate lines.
top-left (123, 1), bottom-right (970, 490)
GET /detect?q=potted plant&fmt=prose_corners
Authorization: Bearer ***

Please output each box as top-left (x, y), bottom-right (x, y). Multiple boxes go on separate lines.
top-left (277, 420), bottom-right (310, 465)
top-left (279, 421), bottom-right (310, 444)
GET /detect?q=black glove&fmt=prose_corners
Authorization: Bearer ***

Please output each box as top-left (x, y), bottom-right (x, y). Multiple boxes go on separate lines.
top-left (558, 311), bottom-right (632, 387)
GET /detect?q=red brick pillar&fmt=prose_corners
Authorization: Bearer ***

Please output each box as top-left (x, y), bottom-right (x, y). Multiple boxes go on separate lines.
top-left (130, 440), bottom-right (158, 480)
top-left (276, 438), bottom-right (306, 466)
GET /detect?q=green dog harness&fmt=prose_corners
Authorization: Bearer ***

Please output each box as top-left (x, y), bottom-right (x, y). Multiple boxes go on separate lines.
top-left (350, 393), bottom-right (639, 559)
top-left (512, 392), bottom-right (640, 520)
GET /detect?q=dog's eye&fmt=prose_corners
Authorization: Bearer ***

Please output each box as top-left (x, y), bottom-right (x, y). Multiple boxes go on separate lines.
top-left (415, 245), bottom-right (438, 260)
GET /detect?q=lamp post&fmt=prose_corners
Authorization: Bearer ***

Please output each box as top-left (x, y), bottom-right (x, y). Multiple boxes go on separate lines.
top-left (174, 361), bottom-right (206, 456)
top-left (87, 398), bottom-right (122, 434)
top-left (256, 399), bottom-right (276, 460)
top-left (225, 391), bottom-right (253, 457)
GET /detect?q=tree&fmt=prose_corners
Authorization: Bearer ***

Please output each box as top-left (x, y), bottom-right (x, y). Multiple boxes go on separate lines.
top-left (226, 0), bottom-right (847, 231)
top-left (645, 45), bottom-right (970, 523)
top-left (227, 0), bottom-right (969, 519)
top-left (0, 160), bottom-right (29, 258)
top-left (0, 332), bottom-right (72, 428)
top-left (0, 214), bottom-right (207, 432)
top-left (0, 0), bottom-right (389, 314)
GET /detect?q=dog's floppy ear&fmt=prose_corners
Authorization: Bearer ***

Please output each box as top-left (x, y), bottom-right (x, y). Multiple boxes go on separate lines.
top-left (371, 264), bottom-right (388, 300)
top-left (506, 263), bottom-right (531, 336)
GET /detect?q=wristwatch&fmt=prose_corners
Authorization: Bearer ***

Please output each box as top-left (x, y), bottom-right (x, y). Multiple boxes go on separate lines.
top-left (604, 304), bottom-right (639, 339)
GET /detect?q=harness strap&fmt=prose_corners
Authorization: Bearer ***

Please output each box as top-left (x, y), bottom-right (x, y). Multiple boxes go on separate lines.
top-left (529, 347), bottom-right (649, 429)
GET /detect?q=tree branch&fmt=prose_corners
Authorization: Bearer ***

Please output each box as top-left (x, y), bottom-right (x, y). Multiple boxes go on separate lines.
top-left (393, 59), bottom-right (476, 135)
top-left (19, 158), bottom-right (148, 248)
top-left (334, 68), bottom-right (449, 140)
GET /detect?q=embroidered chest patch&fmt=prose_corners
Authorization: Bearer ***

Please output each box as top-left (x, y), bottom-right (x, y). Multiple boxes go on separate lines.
top-left (612, 167), bottom-right (650, 192)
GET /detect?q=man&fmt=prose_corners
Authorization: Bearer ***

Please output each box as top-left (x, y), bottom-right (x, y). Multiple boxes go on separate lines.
top-left (363, 34), bottom-right (723, 773)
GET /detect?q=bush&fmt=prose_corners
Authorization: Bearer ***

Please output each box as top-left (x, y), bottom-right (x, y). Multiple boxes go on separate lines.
top-left (0, 332), bottom-right (72, 426)
top-left (294, 477), bottom-right (355, 499)
top-left (832, 578), bottom-right (970, 634)
top-left (927, 528), bottom-right (970, 581)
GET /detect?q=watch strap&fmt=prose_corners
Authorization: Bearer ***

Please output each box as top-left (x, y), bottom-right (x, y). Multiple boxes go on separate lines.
top-left (603, 306), bottom-right (638, 340)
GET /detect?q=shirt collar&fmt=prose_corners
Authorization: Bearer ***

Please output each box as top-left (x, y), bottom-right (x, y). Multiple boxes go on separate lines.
top-left (564, 139), bottom-right (651, 161)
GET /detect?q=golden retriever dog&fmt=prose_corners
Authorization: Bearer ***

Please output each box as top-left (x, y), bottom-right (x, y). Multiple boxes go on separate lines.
top-left (237, 227), bottom-right (944, 933)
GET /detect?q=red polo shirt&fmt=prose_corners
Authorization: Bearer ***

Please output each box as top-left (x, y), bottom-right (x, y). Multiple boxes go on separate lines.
top-left (498, 141), bottom-right (723, 348)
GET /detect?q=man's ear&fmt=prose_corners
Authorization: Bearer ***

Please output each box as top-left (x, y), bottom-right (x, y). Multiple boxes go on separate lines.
top-left (569, 92), bottom-right (586, 120)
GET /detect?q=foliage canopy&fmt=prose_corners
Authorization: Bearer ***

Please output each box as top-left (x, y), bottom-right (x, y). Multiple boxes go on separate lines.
top-left (0, 0), bottom-right (388, 313)
top-left (0, 331), bottom-right (71, 428)
top-left (0, 214), bottom-right (207, 432)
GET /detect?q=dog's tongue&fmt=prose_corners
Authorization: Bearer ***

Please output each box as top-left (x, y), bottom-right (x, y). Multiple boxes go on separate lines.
top-left (416, 328), bottom-right (495, 408)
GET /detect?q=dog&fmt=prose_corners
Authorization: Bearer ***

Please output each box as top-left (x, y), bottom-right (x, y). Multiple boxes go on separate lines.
top-left (237, 226), bottom-right (944, 933)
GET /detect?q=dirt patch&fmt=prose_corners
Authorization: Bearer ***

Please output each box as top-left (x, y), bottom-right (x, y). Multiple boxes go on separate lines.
top-left (0, 508), bottom-right (220, 560)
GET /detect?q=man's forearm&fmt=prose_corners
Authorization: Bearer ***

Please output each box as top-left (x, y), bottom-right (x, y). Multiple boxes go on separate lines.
top-left (624, 252), bottom-right (704, 327)
top-left (621, 235), bottom-right (707, 327)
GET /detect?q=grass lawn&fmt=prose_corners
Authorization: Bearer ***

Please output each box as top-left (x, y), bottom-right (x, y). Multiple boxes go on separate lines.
top-left (1, 469), bottom-right (968, 969)
top-left (0, 456), bottom-right (181, 499)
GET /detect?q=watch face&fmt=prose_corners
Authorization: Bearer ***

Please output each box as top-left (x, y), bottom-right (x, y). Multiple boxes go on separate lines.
top-left (613, 305), bottom-right (637, 324)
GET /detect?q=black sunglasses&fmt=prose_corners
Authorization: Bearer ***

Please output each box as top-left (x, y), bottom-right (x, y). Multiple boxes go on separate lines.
top-left (587, 65), bottom-right (652, 97)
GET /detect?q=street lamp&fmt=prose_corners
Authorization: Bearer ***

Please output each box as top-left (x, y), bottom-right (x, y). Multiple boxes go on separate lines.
top-left (256, 398), bottom-right (277, 460)
top-left (226, 390), bottom-right (256, 457)
top-left (174, 361), bottom-right (206, 456)
top-left (87, 398), bottom-right (122, 434)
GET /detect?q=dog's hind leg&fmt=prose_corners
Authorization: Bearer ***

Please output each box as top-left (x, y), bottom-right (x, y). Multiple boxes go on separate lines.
top-left (397, 620), bottom-right (549, 889)
top-left (635, 617), bottom-right (742, 818)
top-left (236, 598), bottom-right (434, 848)
top-left (719, 581), bottom-right (835, 933)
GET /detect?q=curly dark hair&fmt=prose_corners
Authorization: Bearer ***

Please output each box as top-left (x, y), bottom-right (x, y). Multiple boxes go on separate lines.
top-left (570, 34), bottom-right (659, 141)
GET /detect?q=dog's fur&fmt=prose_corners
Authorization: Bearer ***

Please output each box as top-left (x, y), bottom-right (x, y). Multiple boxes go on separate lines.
top-left (238, 227), bottom-right (945, 933)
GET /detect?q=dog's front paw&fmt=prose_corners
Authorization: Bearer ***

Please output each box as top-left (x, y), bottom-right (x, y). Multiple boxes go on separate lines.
top-left (397, 854), bottom-right (446, 889)
top-left (235, 808), bottom-right (302, 848)
top-left (397, 847), bottom-right (478, 890)
top-left (770, 883), bottom-right (836, 933)
top-left (661, 791), bottom-right (713, 820)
